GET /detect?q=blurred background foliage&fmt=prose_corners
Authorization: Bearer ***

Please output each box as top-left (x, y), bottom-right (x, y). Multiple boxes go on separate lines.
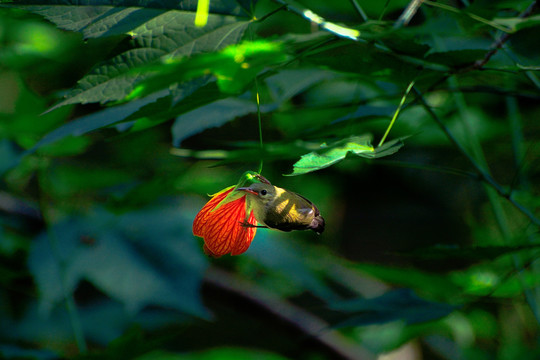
top-left (1, 0), bottom-right (540, 359)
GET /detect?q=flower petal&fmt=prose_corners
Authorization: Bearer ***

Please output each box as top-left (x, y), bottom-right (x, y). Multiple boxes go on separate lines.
top-left (202, 196), bottom-right (251, 256)
top-left (193, 186), bottom-right (234, 237)
top-left (193, 186), bottom-right (258, 257)
top-left (230, 210), bottom-right (257, 255)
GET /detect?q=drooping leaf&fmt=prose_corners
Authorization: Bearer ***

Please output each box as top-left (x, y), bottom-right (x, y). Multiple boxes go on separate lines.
top-left (398, 243), bottom-right (540, 262)
top-left (329, 288), bottom-right (456, 327)
top-left (355, 263), bottom-right (463, 301)
top-left (28, 91), bottom-right (167, 153)
top-left (287, 135), bottom-right (405, 176)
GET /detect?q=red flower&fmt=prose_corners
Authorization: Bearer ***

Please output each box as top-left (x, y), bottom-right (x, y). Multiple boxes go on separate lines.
top-left (193, 186), bottom-right (257, 257)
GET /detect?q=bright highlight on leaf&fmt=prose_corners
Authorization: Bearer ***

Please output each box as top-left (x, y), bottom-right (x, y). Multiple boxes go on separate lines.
top-left (301, 9), bottom-right (360, 40)
top-left (321, 23), bottom-right (360, 41)
top-left (195, 0), bottom-right (210, 27)
top-left (128, 40), bottom-right (288, 98)
top-left (287, 135), bottom-right (404, 176)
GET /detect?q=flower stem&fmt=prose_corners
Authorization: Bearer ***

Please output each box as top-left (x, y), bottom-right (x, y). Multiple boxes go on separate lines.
top-left (378, 80), bottom-right (415, 147)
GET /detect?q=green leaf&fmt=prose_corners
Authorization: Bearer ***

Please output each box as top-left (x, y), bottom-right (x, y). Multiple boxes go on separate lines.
top-left (0, 345), bottom-right (58, 360)
top-left (264, 68), bottom-right (336, 103)
top-left (28, 91), bottom-right (166, 154)
top-left (172, 97), bottom-right (257, 147)
top-left (8, 1), bottom-right (252, 17)
top-left (329, 289), bottom-right (456, 327)
top-left (355, 263), bottom-right (463, 301)
top-left (135, 348), bottom-right (289, 360)
top-left (246, 232), bottom-right (338, 301)
top-left (28, 204), bottom-right (208, 317)
top-left (287, 135), bottom-right (405, 176)
top-left (424, 49), bottom-right (488, 67)
top-left (38, 8), bottom-right (250, 109)
top-left (399, 243), bottom-right (540, 262)
top-left (49, 49), bottom-right (166, 110)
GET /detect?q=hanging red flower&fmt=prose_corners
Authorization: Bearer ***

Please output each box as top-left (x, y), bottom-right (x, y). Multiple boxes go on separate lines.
top-left (193, 186), bottom-right (257, 257)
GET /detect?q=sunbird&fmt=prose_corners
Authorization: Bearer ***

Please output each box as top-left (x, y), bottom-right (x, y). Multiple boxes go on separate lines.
top-left (193, 173), bottom-right (324, 257)
top-left (237, 176), bottom-right (325, 234)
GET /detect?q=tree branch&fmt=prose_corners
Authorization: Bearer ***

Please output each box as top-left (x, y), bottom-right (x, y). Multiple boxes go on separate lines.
top-left (204, 267), bottom-right (375, 360)
top-left (471, 1), bottom-right (538, 70)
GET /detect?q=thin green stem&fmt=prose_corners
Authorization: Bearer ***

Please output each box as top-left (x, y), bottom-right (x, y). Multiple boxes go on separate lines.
top-left (413, 87), bottom-right (540, 227)
top-left (255, 4), bottom-right (287, 23)
top-left (394, 0), bottom-right (424, 28)
top-left (349, 0), bottom-right (368, 21)
top-left (485, 185), bottom-right (540, 325)
top-left (447, 76), bottom-right (489, 170)
top-left (255, 77), bottom-right (264, 175)
top-left (379, 0), bottom-right (392, 21)
top-left (378, 81), bottom-right (415, 147)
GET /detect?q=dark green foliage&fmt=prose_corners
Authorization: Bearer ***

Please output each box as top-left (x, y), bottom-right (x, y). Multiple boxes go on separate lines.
top-left (1, 0), bottom-right (540, 359)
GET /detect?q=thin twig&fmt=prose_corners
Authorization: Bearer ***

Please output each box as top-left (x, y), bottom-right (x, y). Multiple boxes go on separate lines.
top-left (204, 267), bottom-right (375, 360)
top-left (394, 0), bottom-right (424, 28)
top-left (349, 0), bottom-right (368, 21)
top-left (471, 0), bottom-right (538, 70)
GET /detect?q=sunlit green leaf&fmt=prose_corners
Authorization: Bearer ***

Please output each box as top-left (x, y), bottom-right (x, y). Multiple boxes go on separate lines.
top-left (287, 135), bottom-right (404, 176)
top-left (129, 40), bottom-right (288, 99)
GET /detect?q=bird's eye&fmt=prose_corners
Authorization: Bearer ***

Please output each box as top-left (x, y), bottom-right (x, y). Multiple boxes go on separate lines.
top-left (260, 189), bottom-right (267, 196)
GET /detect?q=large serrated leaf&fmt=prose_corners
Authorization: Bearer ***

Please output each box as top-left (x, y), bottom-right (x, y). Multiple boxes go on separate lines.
top-left (50, 48), bottom-right (165, 110)
top-left (9, 3), bottom-right (251, 110)
top-left (7, 0), bottom-right (253, 17)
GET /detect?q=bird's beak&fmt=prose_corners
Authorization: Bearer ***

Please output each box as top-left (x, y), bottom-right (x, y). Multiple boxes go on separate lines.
top-left (236, 187), bottom-right (258, 196)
